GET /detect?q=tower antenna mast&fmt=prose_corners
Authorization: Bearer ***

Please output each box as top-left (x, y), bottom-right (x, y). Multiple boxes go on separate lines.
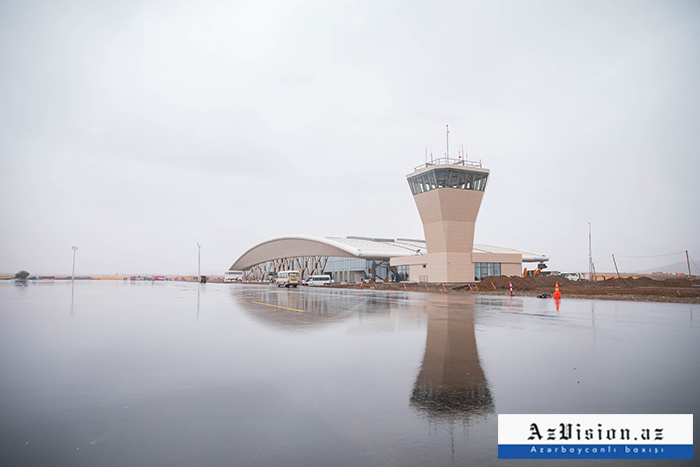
top-left (446, 124), bottom-right (449, 159)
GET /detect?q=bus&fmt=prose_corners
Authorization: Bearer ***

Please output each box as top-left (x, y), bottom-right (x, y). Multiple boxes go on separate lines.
top-left (275, 270), bottom-right (300, 288)
top-left (224, 270), bottom-right (243, 282)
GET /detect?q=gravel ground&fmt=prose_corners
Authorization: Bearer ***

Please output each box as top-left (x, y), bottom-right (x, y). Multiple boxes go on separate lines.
top-left (327, 275), bottom-right (700, 304)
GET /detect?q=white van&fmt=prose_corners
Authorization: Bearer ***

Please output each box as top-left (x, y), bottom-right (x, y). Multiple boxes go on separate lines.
top-left (305, 275), bottom-right (331, 286)
top-left (275, 270), bottom-right (301, 288)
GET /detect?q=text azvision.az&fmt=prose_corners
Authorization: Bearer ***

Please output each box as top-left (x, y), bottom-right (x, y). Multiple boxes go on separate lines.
top-left (528, 423), bottom-right (663, 442)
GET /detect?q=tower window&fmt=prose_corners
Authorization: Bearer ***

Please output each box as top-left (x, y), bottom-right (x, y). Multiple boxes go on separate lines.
top-left (408, 168), bottom-right (488, 195)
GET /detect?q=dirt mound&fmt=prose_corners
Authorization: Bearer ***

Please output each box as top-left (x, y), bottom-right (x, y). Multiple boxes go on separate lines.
top-left (597, 276), bottom-right (692, 288)
top-left (481, 275), bottom-right (697, 291)
top-left (480, 275), bottom-right (572, 291)
top-left (324, 274), bottom-right (699, 303)
top-left (660, 277), bottom-right (694, 288)
top-left (598, 277), bottom-right (643, 288)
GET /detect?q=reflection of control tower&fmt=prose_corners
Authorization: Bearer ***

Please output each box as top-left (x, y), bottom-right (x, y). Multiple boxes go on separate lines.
top-left (411, 295), bottom-right (493, 418)
top-left (405, 157), bottom-right (489, 283)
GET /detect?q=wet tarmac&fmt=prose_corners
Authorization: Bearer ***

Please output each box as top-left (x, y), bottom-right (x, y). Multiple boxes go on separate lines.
top-left (0, 281), bottom-right (698, 466)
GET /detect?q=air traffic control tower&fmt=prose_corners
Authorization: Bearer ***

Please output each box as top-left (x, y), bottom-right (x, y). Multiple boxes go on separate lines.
top-left (391, 156), bottom-right (524, 282)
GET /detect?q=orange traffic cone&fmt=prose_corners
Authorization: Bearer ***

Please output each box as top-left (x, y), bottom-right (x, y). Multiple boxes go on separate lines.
top-left (553, 282), bottom-right (562, 300)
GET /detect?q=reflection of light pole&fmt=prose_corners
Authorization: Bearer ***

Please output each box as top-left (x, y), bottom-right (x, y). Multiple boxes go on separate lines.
top-left (71, 246), bottom-right (78, 316)
top-left (197, 243), bottom-right (201, 282)
top-left (71, 246), bottom-right (78, 282)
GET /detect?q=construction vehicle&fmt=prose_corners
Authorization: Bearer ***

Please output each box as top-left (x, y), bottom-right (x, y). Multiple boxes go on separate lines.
top-left (524, 263), bottom-right (548, 277)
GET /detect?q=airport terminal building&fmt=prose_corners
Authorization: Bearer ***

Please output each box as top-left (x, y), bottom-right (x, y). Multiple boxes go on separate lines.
top-left (230, 157), bottom-right (548, 283)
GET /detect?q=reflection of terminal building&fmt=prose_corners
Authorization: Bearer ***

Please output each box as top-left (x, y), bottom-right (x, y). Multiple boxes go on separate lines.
top-left (410, 294), bottom-right (493, 419)
top-left (231, 155), bottom-right (547, 283)
top-left (232, 287), bottom-right (419, 331)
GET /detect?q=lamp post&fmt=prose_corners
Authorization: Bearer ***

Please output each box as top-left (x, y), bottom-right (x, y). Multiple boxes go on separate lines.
top-left (588, 223), bottom-right (593, 281)
top-left (197, 243), bottom-right (201, 282)
top-left (71, 246), bottom-right (78, 282)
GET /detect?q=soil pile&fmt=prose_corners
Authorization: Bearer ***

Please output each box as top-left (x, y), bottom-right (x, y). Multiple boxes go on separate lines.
top-left (480, 275), bottom-right (573, 291)
top-left (477, 275), bottom-right (699, 302)
top-left (597, 276), bottom-right (693, 288)
top-left (329, 274), bottom-right (699, 303)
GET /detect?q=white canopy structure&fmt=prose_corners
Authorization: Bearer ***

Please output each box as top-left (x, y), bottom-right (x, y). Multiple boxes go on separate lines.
top-left (230, 236), bottom-right (425, 271)
top-left (230, 235), bottom-right (548, 272)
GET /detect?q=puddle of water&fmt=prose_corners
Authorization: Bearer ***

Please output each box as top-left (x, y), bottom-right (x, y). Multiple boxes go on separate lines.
top-left (0, 281), bottom-right (697, 466)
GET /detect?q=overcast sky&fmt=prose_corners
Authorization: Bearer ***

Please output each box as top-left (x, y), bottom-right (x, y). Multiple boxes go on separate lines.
top-left (1, 0), bottom-right (699, 276)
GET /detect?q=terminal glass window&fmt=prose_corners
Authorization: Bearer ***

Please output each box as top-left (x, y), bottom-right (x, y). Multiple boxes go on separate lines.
top-left (408, 168), bottom-right (488, 195)
top-left (474, 262), bottom-right (501, 281)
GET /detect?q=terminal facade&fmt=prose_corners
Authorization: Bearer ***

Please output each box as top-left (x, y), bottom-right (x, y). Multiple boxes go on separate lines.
top-left (230, 157), bottom-right (547, 283)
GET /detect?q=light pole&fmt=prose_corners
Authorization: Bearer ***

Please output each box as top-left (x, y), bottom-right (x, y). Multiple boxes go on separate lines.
top-left (588, 223), bottom-right (594, 281)
top-left (197, 243), bottom-right (201, 282)
top-left (71, 246), bottom-right (78, 282)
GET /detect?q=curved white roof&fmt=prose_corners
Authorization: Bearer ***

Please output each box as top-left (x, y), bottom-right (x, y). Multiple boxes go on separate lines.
top-left (473, 244), bottom-right (549, 263)
top-left (231, 235), bottom-right (548, 270)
